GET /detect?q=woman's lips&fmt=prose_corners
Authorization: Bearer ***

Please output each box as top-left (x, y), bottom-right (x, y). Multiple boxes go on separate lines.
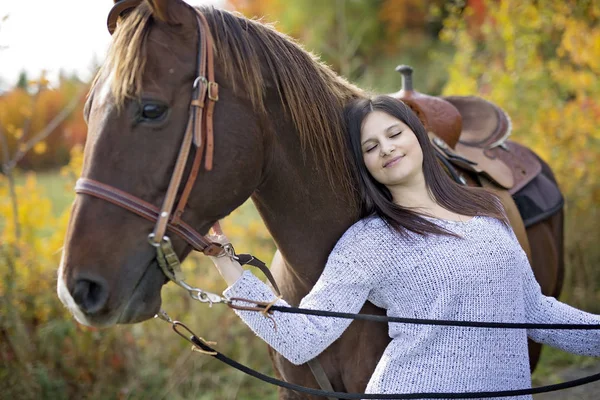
top-left (383, 155), bottom-right (404, 168)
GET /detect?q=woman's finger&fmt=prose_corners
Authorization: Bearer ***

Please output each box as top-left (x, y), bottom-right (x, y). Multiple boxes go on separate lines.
top-left (212, 221), bottom-right (224, 235)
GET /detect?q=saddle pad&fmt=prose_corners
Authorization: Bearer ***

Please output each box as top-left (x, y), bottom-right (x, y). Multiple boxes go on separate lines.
top-left (512, 171), bottom-right (564, 227)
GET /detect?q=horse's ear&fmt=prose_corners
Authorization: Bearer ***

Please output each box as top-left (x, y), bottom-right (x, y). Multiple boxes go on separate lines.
top-left (146, 0), bottom-right (177, 23)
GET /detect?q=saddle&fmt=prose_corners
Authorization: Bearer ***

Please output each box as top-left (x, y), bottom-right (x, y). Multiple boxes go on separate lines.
top-left (390, 65), bottom-right (541, 195)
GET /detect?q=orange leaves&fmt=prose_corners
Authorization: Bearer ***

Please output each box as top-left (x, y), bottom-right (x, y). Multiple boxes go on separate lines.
top-left (379, 0), bottom-right (428, 34)
top-left (0, 75), bottom-right (87, 170)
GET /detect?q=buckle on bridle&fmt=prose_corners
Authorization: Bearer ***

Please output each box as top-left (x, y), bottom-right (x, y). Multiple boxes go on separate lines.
top-left (192, 76), bottom-right (218, 102)
top-left (208, 81), bottom-right (219, 101)
top-left (148, 233), bottom-right (186, 282)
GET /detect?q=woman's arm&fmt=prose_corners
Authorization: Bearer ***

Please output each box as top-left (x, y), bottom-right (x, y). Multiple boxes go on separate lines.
top-left (211, 243), bottom-right (373, 366)
top-left (523, 261), bottom-right (600, 356)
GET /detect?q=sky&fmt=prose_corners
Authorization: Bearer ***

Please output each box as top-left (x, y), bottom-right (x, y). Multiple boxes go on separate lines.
top-left (0, 0), bottom-right (223, 91)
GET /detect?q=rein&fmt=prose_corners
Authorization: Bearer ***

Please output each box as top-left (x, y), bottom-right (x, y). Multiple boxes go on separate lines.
top-left (155, 301), bottom-right (600, 399)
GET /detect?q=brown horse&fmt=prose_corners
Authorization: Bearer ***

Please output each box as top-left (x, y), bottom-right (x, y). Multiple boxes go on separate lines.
top-left (57, 1), bottom-right (563, 398)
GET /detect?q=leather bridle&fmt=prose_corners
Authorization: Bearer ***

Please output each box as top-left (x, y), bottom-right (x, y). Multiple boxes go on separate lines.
top-left (78, 0), bottom-right (221, 257)
top-left (76, 1), bottom-right (280, 296)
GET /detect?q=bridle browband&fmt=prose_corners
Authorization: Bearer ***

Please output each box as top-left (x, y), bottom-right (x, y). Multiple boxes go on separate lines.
top-left (77, 1), bottom-right (280, 296)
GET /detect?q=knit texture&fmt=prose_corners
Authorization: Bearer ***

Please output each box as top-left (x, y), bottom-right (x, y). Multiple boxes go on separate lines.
top-left (224, 215), bottom-right (600, 399)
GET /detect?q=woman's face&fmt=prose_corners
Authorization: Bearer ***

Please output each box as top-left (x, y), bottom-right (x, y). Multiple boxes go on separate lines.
top-left (360, 110), bottom-right (424, 188)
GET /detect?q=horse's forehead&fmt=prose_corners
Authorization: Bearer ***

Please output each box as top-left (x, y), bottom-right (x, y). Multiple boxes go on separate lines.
top-left (146, 25), bottom-right (197, 71)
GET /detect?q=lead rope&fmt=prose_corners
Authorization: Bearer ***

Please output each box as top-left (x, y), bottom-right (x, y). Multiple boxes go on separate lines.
top-left (153, 281), bottom-right (600, 398)
top-left (155, 309), bottom-right (600, 399)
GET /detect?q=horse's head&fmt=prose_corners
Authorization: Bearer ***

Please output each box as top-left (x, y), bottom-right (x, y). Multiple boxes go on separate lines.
top-left (57, 0), bottom-right (267, 327)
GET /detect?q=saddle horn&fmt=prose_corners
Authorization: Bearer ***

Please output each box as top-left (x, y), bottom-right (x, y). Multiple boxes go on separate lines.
top-left (390, 64), bottom-right (462, 149)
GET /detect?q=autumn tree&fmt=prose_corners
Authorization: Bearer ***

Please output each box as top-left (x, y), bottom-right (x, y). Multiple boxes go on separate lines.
top-left (16, 71), bottom-right (28, 90)
top-left (0, 74), bottom-right (87, 170)
top-left (226, 0), bottom-right (452, 91)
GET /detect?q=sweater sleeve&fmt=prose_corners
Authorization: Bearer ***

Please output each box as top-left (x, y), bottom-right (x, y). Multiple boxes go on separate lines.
top-left (523, 259), bottom-right (600, 356)
top-left (223, 245), bottom-right (374, 365)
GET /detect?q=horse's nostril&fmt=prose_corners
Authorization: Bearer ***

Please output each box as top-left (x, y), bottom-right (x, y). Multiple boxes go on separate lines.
top-left (72, 278), bottom-right (109, 314)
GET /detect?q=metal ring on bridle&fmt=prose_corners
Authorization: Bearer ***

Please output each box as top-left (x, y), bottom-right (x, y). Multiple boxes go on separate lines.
top-left (147, 233), bottom-right (169, 247)
top-left (193, 75), bottom-right (208, 89)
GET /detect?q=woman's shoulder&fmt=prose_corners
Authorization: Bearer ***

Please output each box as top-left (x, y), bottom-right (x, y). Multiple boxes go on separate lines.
top-left (477, 215), bottom-right (521, 243)
top-left (332, 215), bottom-right (401, 256)
top-left (324, 216), bottom-right (389, 274)
top-left (338, 215), bottom-right (385, 241)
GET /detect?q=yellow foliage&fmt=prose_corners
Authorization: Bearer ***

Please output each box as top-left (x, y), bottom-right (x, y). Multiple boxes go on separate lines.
top-left (33, 141), bottom-right (47, 154)
top-left (0, 76), bottom-right (88, 170)
top-left (61, 144), bottom-right (84, 181)
top-left (0, 172), bottom-right (65, 320)
top-left (560, 19), bottom-right (600, 72)
top-left (441, 0), bottom-right (600, 214)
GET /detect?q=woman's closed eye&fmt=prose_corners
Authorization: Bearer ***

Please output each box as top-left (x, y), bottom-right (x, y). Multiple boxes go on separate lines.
top-left (365, 144), bottom-right (378, 153)
top-left (364, 132), bottom-right (401, 153)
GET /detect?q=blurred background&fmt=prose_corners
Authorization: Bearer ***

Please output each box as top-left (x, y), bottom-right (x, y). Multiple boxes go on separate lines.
top-left (1, 0), bottom-right (598, 399)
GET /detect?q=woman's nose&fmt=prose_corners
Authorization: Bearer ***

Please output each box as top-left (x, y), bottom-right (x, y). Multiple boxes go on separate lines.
top-left (380, 144), bottom-right (395, 156)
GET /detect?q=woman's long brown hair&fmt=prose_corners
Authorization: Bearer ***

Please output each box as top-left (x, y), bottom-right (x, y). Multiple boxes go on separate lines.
top-left (344, 95), bottom-right (508, 237)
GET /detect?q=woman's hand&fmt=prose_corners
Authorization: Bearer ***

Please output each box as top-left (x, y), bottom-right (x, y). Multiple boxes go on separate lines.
top-left (206, 222), bottom-right (244, 286)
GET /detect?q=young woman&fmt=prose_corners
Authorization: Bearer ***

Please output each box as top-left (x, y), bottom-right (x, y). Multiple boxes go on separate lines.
top-left (208, 95), bottom-right (600, 398)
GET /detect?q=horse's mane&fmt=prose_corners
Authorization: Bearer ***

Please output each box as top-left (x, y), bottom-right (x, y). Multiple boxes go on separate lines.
top-left (97, 4), bottom-right (365, 210)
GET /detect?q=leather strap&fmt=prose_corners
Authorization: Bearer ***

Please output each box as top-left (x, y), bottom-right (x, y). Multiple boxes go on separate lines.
top-left (171, 13), bottom-right (209, 227)
top-left (237, 254), bottom-right (281, 296)
top-left (104, 1), bottom-right (218, 243)
top-left (76, 178), bottom-right (213, 251)
top-left (307, 359), bottom-right (338, 400)
top-left (151, 108), bottom-right (197, 243)
top-left (150, 11), bottom-right (216, 244)
top-left (195, 10), bottom-right (218, 171)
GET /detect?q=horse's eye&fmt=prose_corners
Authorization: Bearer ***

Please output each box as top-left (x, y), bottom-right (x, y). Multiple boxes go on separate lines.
top-left (140, 103), bottom-right (168, 121)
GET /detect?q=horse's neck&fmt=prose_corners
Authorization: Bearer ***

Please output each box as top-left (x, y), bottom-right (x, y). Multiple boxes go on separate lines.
top-left (251, 117), bottom-right (356, 294)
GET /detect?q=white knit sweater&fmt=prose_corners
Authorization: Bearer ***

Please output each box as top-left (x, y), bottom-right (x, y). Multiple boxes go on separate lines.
top-left (223, 215), bottom-right (600, 399)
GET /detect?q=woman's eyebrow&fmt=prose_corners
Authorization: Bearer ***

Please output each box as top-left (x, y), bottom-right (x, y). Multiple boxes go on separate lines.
top-left (361, 137), bottom-right (377, 146)
top-left (385, 123), bottom-right (402, 132)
